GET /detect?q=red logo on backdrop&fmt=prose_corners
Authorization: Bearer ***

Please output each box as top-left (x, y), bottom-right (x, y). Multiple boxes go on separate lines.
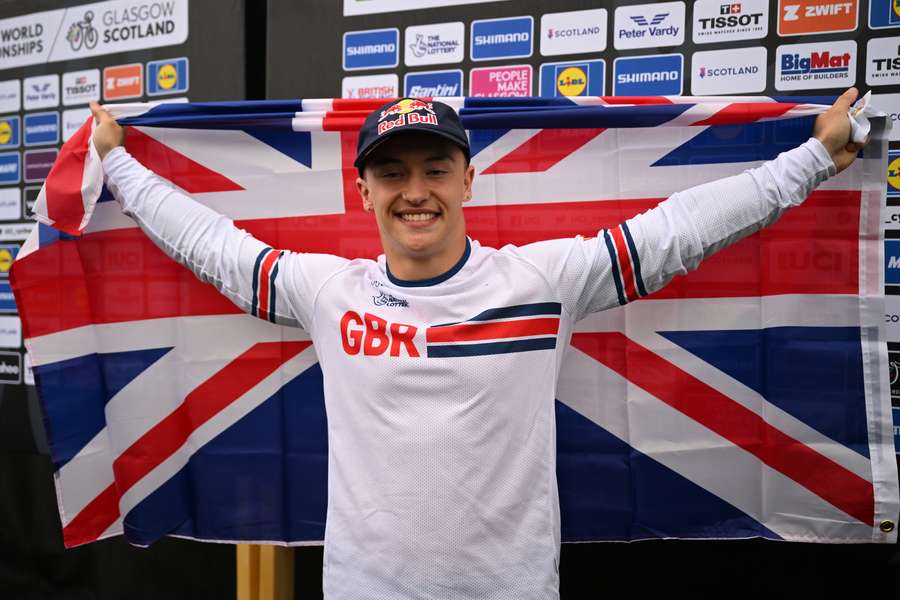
top-left (376, 99), bottom-right (439, 135)
top-left (103, 63), bottom-right (143, 100)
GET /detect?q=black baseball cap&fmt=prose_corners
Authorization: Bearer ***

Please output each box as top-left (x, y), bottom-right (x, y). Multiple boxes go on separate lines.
top-left (354, 98), bottom-right (470, 171)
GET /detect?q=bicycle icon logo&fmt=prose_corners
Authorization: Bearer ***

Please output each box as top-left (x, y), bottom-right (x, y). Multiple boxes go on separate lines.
top-left (66, 11), bottom-right (98, 51)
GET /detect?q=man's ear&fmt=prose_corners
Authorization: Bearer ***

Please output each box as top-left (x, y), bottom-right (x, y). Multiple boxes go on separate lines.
top-left (462, 162), bottom-right (475, 203)
top-left (356, 175), bottom-right (373, 212)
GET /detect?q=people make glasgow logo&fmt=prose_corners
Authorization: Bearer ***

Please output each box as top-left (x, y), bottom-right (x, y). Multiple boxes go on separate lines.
top-left (66, 11), bottom-right (99, 51)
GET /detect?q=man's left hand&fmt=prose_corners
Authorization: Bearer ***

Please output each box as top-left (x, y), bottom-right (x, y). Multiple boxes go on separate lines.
top-left (813, 87), bottom-right (866, 174)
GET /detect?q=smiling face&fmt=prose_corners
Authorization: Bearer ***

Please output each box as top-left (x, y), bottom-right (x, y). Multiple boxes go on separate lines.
top-left (356, 131), bottom-right (474, 280)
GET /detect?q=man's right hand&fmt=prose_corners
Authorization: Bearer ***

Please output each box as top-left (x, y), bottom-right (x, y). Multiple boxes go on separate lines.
top-left (89, 101), bottom-right (125, 160)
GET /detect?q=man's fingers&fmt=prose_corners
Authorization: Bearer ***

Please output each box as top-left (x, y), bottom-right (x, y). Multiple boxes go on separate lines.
top-left (834, 87), bottom-right (858, 111)
top-left (88, 100), bottom-right (112, 125)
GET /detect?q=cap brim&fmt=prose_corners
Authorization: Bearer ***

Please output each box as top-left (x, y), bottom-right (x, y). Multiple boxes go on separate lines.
top-left (354, 126), bottom-right (470, 170)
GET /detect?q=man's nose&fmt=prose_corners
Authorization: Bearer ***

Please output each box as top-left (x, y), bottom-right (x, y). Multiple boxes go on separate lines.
top-left (402, 172), bottom-right (429, 203)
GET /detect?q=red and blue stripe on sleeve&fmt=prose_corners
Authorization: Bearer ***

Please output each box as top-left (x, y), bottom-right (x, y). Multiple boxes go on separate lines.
top-left (603, 223), bottom-right (647, 305)
top-left (251, 247), bottom-right (283, 323)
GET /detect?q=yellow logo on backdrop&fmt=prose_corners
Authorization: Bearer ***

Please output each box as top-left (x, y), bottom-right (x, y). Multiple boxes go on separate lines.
top-left (556, 66), bottom-right (587, 97)
top-left (157, 63), bottom-right (177, 90)
top-left (0, 121), bottom-right (12, 145)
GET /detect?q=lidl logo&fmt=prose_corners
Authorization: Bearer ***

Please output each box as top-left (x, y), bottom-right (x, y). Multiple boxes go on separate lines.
top-left (147, 57), bottom-right (189, 96)
top-left (0, 244), bottom-right (19, 278)
top-left (870, 0), bottom-right (900, 28)
top-left (889, 150), bottom-right (900, 198)
top-left (0, 117), bottom-right (20, 148)
top-left (539, 60), bottom-right (605, 97)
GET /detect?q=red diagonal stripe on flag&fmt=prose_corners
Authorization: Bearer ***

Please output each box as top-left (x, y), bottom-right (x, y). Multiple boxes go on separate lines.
top-left (570, 332), bottom-right (875, 526)
top-left (60, 340), bottom-right (311, 548)
top-left (480, 128), bottom-right (605, 175)
top-left (124, 127), bottom-right (244, 193)
top-left (426, 317), bottom-right (560, 343)
top-left (691, 103), bottom-right (798, 126)
top-left (44, 118), bottom-right (93, 234)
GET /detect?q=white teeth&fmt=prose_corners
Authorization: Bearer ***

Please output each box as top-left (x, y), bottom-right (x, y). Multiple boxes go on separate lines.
top-left (399, 213), bottom-right (437, 221)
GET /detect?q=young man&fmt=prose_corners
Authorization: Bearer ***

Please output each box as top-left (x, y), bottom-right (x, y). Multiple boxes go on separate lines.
top-left (89, 90), bottom-right (864, 599)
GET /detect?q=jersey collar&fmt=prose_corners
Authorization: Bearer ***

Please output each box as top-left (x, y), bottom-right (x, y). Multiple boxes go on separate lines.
top-left (386, 237), bottom-right (471, 288)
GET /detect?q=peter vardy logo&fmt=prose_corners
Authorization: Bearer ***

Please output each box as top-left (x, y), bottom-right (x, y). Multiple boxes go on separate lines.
top-left (23, 74), bottom-right (58, 109)
top-left (614, 2), bottom-right (685, 49)
top-left (613, 54), bottom-right (683, 95)
top-left (344, 28), bottom-right (399, 71)
top-left (404, 70), bottom-right (463, 97)
top-left (470, 16), bottom-right (533, 61)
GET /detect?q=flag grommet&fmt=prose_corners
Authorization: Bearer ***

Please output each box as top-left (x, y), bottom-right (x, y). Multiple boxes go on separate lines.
top-left (879, 520), bottom-right (895, 533)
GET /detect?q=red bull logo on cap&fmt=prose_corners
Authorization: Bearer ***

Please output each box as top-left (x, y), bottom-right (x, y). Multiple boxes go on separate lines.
top-left (377, 98), bottom-right (439, 135)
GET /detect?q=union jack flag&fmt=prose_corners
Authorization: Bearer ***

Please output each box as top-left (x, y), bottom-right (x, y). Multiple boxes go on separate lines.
top-left (12, 96), bottom-right (898, 548)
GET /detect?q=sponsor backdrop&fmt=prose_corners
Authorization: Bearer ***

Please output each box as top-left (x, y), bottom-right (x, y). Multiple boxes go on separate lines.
top-left (267, 0), bottom-right (900, 598)
top-left (0, 0), bottom-right (245, 598)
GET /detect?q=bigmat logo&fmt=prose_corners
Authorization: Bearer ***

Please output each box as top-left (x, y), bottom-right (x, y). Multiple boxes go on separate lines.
top-left (613, 54), bottom-right (683, 96)
top-left (539, 60), bottom-right (605, 97)
top-left (775, 41), bottom-right (856, 90)
top-left (778, 1), bottom-right (858, 35)
top-left (866, 37), bottom-right (900, 86)
top-left (693, 0), bottom-right (767, 44)
top-left (404, 70), bottom-right (463, 97)
top-left (614, 2), bottom-right (685, 50)
top-left (470, 16), bottom-right (533, 61)
top-left (870, 0), bottom-right (900, 29)
top-left (343, 28), bottom-right (400, 71)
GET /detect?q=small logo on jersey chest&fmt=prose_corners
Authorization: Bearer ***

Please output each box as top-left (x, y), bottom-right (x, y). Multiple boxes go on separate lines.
top-left (373, 289), bottom-right (409, 307)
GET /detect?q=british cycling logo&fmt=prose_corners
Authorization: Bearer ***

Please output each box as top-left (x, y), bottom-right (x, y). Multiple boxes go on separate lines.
top-left (67, 11), bottom-right (99, 51)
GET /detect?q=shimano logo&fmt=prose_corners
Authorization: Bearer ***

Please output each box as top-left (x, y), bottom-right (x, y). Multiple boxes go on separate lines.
top-left (616, 70), bottom-right (679, 84)
top-left (347, 43), bottom-right (395, 56)
top-left (474, 32), bottom-right (529, 45)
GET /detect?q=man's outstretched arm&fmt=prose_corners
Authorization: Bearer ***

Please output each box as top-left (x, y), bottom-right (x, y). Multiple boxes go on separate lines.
top-left (511, 89), bottom-right (865, 320)
top-left (89, 101), bottom-right (347, 330)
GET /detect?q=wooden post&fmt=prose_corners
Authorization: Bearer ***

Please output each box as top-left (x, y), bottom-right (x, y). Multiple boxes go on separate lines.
top-left (237, 544), bottom-right (295, 600)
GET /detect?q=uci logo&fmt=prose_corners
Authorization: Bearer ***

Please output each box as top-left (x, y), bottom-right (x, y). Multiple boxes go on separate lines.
top-left (340, 310), bottom-right (420, 357)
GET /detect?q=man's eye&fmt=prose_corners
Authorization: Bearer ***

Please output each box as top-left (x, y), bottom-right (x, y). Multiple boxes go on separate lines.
top-left (428, 169), bottom-right (447, 176)
top-left (381, 171), bottom-right (401, 179)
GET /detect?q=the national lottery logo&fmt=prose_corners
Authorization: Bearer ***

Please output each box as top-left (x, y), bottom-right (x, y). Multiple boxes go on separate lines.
top-left (775, 41), bottom-right (856, 90)
top-left (404, 22), bottom-right (464, 66)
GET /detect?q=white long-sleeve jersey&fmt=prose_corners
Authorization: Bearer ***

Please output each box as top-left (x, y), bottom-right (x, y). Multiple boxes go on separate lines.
top-left (102, 138), bottom-right (835, 600)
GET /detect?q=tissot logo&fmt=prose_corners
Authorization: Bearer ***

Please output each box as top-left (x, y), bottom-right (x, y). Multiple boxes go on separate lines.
top-left (614, 2), bottom-right (685, 50)
top-left (866, 37), bottom-right (900, 86)
top-left (694, 0), bottom-right (767, 43)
